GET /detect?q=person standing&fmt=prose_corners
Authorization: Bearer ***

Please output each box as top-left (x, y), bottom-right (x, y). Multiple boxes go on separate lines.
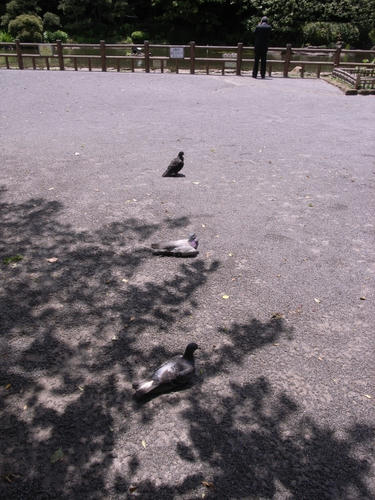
top-left (252, 16), bottom-right (272, 79)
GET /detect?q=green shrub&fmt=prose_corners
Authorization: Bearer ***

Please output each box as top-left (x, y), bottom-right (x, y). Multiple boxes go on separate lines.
top-left (303, 22), bottom-right (360, 47)
top-left (43, 12), bottom-right (60, 32)
top-left (44, 29), bottom-right (68, 43)
top-left (0, 30), bottom-right (13, 42)
top-left (131, 30), bottom-right (147, 43)
top-left (369, 28), bottom-right (375, 46)
top-left (8, 13), bottom-right (43, 42)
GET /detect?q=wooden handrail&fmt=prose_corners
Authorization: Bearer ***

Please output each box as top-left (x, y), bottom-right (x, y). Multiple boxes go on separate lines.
top-left (1, 40), bottom-right (374, 83)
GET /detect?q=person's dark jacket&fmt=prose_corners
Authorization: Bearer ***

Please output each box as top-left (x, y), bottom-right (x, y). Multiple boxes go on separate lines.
top-left (254, 22), bottom-right (272, 51)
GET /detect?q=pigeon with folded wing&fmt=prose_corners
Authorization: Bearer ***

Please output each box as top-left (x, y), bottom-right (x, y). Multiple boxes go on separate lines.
top-left (133, 343), bottom-right (199, 399)
top-left (151, 233), bottom-right (199, 257)
top-left (162, 151), bottom-right (184, 177)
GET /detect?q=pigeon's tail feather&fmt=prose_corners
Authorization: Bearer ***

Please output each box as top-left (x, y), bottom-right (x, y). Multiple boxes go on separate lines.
top-left (134, 379), bottom-right (159, 398)
top-left (162, 168), bottom-right (171, 177)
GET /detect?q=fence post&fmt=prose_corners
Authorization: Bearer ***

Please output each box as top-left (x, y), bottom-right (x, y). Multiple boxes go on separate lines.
top-left (144, 40), bottom-right (150, 73)
top-left (236, 42), bottom-right (243, 76)
top-left (190, 41), bottom-right (195, 74)
top-left (100, 40), bottom-right (106, 71)
top-left (56, 40), bottom-right (64, 70)
top-left (283, 43), bottom-right (292, 77)
top-left (355, 72), bottom-right (361, 90)
top-left (333, 42), bottom-right (342, 67)
top-left (15, 39), bottom-right (23, 70)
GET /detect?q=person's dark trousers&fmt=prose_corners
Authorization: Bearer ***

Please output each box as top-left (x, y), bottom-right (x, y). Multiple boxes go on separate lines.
top-left (252, 49), bottom-right (267, 78)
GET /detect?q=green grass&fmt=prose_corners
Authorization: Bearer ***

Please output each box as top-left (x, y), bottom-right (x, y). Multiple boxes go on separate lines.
top-left (3, 255), bottom-right (24, 265)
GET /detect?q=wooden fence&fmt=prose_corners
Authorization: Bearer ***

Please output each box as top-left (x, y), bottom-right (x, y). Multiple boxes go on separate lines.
top-left (332, 66), bottom-right (375, 89)
top-left (1, 40), bottom-right (375, 78)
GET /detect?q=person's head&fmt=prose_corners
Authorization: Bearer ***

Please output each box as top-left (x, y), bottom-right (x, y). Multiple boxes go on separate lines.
top-left (261, 16), bottom-right (268, 24)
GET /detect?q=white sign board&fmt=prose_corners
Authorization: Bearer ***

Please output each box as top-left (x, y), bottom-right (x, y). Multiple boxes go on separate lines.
top-left (39, 44), bottom-right (54, 56)
top-left (170, 47), bottom-right (184, 59)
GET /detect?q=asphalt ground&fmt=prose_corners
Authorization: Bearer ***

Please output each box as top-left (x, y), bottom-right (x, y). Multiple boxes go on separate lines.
top-left (1, 70), bottom-right (375, 499)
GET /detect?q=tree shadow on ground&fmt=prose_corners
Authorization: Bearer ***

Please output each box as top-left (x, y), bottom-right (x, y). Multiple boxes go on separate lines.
top-left (0, 189), bottom-right (219, 498)
top-left (117, 377), bottom-right (375, 499)
top-left (1, 189), bottom-right (373, 499)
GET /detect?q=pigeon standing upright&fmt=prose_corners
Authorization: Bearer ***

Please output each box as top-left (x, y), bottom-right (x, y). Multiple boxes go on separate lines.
top-left (133, 343), bottom-right (199, 399)
top-left (162, 151), bottom-right (184, 177)
top-left (151, 233), bottom-right (199, 257)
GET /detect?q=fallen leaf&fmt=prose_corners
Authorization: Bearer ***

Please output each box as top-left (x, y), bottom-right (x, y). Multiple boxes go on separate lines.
top-left (360, 296), bottom-right (366, 300)
top-left (129, 486), bottom-right (138, 493)
top-left (210, 148), bottom-right (215, 152)
top-left (130, 316), bottom-right (136, 321)
top-left (111, 336), bottom-right (118, 341)
top-left (50, 448), bottom-right (64, 463)
top-left (133, 198), bottom-right (137, 202)
top-left (201, 224), bottom-right (206, 228)
top-left (48, 187), bottom-right (54, 190)
top-left (231, 277), bottom-right (236, 281)
top-left (23, 405), bottom-right (27, 410)
top-left (364, 394), bottom-right (372, 399)
top-left (273, 343), bottom-right (279, 346)
top-left (74, 152), bottom-right (80, 156)
top-left (222, 295), bottom-right (230, 300)
top-left (78, 386), bottom-right (84, 391)
top-left (5, 383), bottom-right (11, 390)
top-left (202, 481), bottom-right (214, 488)
top-left (141, 440), bottom-right (147, 448)
top-left (228, 252), bottom-right (233, 257)
top-left (192, 181), bottom-right (200, 185)
top-left (308, 203), bottom-right (313, 207)
top-left (122, 279), bottom-right (129, 283)
top-left (272, 313), bottom-right (284, 319)
top-left (276, 274), bottom-right (281, 277)
top-left (4, 474), bottom-right (17, 483)
top-left (47, 257), bottom-right (58, 263)
top-left (314, 298), bottom-right (321, 303)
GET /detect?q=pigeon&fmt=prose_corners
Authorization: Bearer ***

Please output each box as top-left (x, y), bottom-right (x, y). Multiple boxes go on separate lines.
top-left (133, 343), bottom-right (199, 399)
top-left (162, 151), bottom-right (184, 177)
top-left (151, 233), bottom-right (199, 257)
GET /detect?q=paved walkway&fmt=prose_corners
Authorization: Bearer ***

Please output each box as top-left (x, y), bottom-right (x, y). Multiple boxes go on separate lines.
top-left (1, 71), bottom-right (375, 499)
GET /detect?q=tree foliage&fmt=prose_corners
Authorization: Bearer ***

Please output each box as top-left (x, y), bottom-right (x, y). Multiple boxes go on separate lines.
top-left (43, 11), bottom-right (60, 31)
top-left (1, 0), bottom-right (374, 46)
top-left (1, 0), bottom-right (40, 28)
top-left (8, 13), bottom-right (43, 41)
top-left (302, 22), bottom-right (360, 46)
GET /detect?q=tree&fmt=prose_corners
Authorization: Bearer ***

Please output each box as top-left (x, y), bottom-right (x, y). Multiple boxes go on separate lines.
top-left (43, 11), bottom-right (60, 31)
top-left (1, 0), bottom-right (40, 29)
top-left (58, 0), bottom-right (132, 40)
top-left (8, 13), bottom-right (43, 41)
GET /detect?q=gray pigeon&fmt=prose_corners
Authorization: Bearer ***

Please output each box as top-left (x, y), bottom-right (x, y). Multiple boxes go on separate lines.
top-left (162, 151), bottom-right (184, 177)
top-left (133, 343), bottom-right (199, 399)
top-left (151, 233), bottom-right (199, 257)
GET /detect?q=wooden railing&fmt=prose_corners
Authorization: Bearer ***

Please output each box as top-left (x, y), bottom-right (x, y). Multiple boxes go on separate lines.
top-left (1, 40), bottom-right (374, 78)
top-left (333, 66), bottom-right (375, 89)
